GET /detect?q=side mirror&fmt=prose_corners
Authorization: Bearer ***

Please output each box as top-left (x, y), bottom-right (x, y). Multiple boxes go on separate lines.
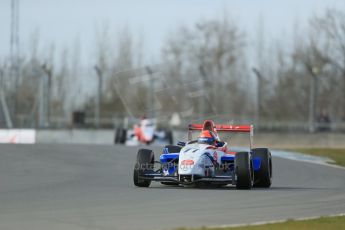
top-left (215, 142), bottom-right (224, 148)
top-left (177, 141), bottom-right (186, 147)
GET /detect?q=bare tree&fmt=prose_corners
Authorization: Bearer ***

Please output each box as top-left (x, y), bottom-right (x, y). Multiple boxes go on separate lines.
top-left (161, 15), bottom-right (247, 120)
top-left (310, 9), bottom-right (345, 119)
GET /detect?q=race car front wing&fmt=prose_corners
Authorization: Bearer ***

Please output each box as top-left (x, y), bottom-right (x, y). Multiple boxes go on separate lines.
top-left (139, 173), bottom-right (236, 185)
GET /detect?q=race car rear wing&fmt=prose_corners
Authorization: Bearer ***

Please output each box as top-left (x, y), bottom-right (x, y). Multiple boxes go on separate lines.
top-left (188, 124), bottom-right (252, 132)
top-left (188, 123), bottom-right (254, 149)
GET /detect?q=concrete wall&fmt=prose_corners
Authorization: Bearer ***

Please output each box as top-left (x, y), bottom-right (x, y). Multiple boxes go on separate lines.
top-left (35, 129), bottom-right (345, 148)
top-left (37, 129), bottom-right (115, 145)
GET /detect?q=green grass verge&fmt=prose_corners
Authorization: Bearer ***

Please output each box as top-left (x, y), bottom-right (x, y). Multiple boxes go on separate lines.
top-left (290, 148), bottom-right (345, 167)
top-left (175, 215), bottom-right (345, 230)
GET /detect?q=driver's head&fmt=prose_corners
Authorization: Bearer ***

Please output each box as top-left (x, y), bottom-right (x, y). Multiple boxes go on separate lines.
top-left (198, 130), bottom-right (216, 145)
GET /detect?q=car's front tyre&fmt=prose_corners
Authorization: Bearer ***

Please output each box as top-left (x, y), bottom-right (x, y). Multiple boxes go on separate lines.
top-left (235, 152), bottom-right (254, 189)
top-left (133, 149), bottom-right (154, 187)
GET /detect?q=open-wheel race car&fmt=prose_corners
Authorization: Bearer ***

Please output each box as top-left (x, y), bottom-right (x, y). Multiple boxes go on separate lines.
top-left (115, 118), bottom-right (173, 146)
top-left (133, 120), bottom-right (272, 189)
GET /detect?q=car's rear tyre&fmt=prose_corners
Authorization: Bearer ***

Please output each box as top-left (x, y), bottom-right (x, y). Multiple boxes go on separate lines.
top-left (166, 131), bottom-right (173, 145)
top-left (133, 149), bottom-right (154, 187)
top-left (252, 148), bottom-right (272, 188)
top-left (164, 145), bottom-right (182, 153)
top-left (235, 152), bottom-right (253, 189)
top-left (114, 128), bottom-right (127, 144)
top-left (114, 128), bottom-right (121, 144)
top-left (120, 129), bottom-right (127, 144)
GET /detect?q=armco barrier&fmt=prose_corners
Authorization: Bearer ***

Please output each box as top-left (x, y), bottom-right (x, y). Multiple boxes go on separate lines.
top-left (1, 129), bottom-right (345, 148)
top-left (36, 129), bottom-right (114, 145)
top-left (0, 129), bottom-right (36, 144)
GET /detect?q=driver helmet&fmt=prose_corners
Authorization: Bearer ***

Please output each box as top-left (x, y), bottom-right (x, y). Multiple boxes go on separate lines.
top-left (198, 130), bottom-right (217, 145)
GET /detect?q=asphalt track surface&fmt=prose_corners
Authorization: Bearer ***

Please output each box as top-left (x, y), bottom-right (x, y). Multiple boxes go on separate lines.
top-left (0, 144), bottom-right (345, 230)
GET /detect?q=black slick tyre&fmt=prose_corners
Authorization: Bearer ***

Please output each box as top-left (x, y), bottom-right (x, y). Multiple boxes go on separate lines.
top-left (133, 149), bottom-right (154, 187)
top-left (252, 148), bottom-right (272, 188)
top-left (235, 152), bottom-right (253, 189)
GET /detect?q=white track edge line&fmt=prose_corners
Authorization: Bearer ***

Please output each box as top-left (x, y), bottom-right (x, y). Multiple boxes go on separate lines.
top-left (206, 213), bottom-right (345, 229)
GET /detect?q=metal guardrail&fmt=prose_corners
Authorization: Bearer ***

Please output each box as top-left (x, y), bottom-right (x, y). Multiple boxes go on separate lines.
top-left (3, 112), bottom-right (345, 133)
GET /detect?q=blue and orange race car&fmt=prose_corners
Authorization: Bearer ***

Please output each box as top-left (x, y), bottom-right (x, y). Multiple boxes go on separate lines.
top-left (133, 120), bottom-right (272, 189)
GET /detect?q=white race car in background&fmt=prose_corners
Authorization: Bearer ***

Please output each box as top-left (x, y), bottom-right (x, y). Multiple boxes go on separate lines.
top-left (115, 118), bottom-right (173, 146)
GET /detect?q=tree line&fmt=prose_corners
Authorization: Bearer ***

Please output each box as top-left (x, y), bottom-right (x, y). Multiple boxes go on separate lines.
top-left (0, 9), bottom-right (344, 130)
